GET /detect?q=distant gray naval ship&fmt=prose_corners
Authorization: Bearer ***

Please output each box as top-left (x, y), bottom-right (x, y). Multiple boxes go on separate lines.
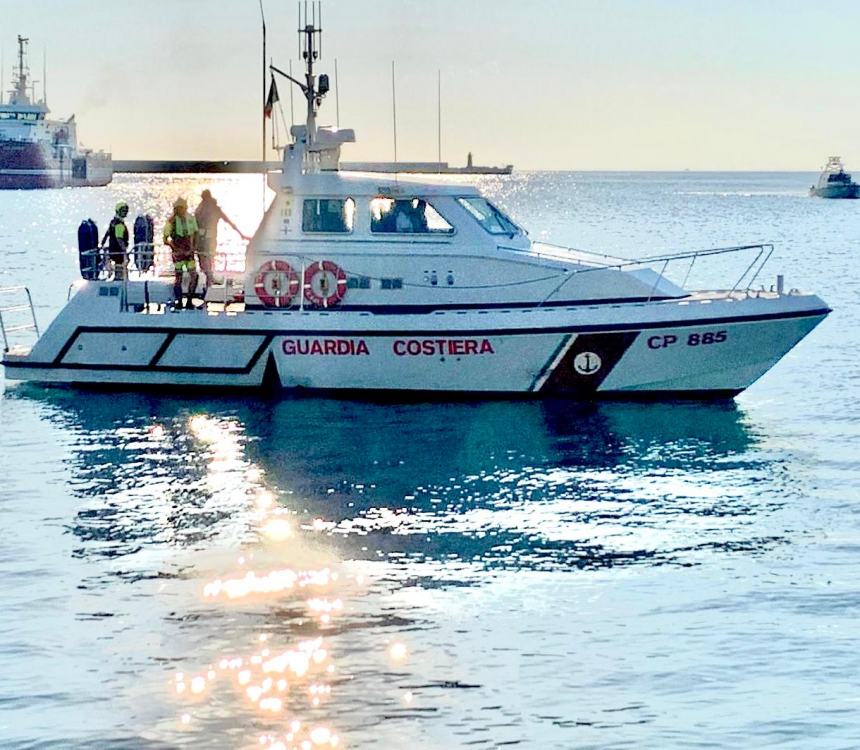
top-left (0, 35), bottom-right (111, 189)
top-left (810, 156), bottom-right (859, 199)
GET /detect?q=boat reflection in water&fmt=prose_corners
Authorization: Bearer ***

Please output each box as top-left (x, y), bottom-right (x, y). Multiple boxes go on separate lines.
top-left (9, 387), bottom-right (794, 747)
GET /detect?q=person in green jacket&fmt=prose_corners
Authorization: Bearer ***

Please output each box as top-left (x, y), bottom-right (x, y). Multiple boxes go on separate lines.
top-left (163, 197), bottom-right (199, 309)
top-left (102, 201), bottom-right (130, 280)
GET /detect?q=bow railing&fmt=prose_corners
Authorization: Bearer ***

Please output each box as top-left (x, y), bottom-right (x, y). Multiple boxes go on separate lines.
top-left (537, 242), bottom-right (776, 307)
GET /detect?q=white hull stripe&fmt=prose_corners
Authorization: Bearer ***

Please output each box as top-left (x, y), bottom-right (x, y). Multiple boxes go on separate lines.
top-left (529, 334), bottom-right (575, 392)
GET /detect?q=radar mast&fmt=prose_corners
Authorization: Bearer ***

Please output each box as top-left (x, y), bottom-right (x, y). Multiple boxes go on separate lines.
top-left (11, 35), bottom-right (31, 106)
top-left (299, 2), bottom-right (324, 143)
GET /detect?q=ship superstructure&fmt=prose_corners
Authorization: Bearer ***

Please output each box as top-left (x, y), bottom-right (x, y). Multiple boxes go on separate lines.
top-left (0, 35), bottom-right (111, 189)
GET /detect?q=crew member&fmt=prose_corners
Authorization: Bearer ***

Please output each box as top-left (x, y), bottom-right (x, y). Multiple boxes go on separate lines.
top-left (102, 201), bottom-right (130, 280)
top-left (163, 197), bottom-right (199, 309)
top-left (194, 189), bottom-right (249, 294)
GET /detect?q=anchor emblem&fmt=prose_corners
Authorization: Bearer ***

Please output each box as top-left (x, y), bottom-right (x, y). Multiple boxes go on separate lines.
top-left (573, 351), bottom-right (602, 376)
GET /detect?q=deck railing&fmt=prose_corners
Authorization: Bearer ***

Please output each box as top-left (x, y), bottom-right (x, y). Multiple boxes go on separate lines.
top-left (0, 286), bottom-right (39, 352)
top-left (73, 240), bottom-right (779, 314)
top-left (76, 243), bottom-right (244, 313)
top-left (537, 242), bottom-right (776, 307)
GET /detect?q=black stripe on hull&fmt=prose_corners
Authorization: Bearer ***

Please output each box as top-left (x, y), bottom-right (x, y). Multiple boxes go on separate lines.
top-left (245, 295), bottom-right (681, 314)
top-left (148, 333), bottom-right (177, 366)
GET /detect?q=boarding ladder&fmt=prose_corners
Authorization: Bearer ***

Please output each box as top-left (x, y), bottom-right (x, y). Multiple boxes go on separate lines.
top-left (0, 286), bottom-right (39, 353)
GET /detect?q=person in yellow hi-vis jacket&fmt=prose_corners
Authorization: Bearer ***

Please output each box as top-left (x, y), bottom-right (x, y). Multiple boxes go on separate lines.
top-left (163, 197), bottom-right (199, 309)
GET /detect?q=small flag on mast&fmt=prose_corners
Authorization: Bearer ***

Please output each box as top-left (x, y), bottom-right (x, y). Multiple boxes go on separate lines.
top-left (264, 77), bottom-right (279, 118)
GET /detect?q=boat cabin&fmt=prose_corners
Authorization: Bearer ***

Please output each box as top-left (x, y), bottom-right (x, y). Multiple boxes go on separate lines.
top-left (234, 148), bottom-right (686, 312)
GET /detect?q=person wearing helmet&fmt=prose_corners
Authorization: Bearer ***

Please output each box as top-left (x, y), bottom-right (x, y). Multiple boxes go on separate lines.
top-left (194, 189), bottom-right (249, 294)
top-left (163, 197), bottom-right (199, 309)
top-left (102, 201), bottom-right (130, 280)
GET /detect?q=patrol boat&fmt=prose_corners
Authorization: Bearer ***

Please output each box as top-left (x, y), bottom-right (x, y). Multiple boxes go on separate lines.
top-left (0, 35), bottom-right (112, 189)
top-left (0, 19), bottom-right (830, 397)
top-left (810, 156), bottom-right (859, 199)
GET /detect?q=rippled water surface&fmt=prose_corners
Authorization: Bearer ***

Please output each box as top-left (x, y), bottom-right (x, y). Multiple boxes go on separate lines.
top-left (1, 172), bottom-right (859, 749)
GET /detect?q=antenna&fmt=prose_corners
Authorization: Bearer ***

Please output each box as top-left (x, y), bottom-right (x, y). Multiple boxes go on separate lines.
top-left (437, 69), bottom-right (441, 166)
top-left (275, 72), bottom-right (289, 149)
top-left (289, 59), bottom-right (295, 126)
top-left (42, 45), bottom-right (46, 104)
top-left (391, 60), bottom-right (398, 164)
top-left (334, 57), bottom-right (340, 128)
top-left (13, 35), bottom-right (30, 105)
top-left (271, 3), bottom-right (329, 147)
top-left (298, 1), bottom-right (323, 143)
top-left (270, 56), bottom-right (277, 151)
top-left (1, 46), bottom-right (4, 106)
top-left (259, 0), bottom-right (267, 165)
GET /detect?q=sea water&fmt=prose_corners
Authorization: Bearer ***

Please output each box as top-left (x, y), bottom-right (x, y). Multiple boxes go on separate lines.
top-left (0, 172), bottom-right (858, 749)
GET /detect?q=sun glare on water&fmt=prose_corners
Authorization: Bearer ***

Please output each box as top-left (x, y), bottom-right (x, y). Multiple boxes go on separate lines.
top-left (148, 411), bottom-right (421, 748)
top-left (166, 413), bottom-right (355, 748)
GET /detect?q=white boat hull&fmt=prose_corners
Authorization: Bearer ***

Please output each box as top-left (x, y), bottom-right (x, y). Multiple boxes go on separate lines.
top-left (2, 283), bottom-right (829, 398)
top-left (810, 184), bottom-right (859, 199)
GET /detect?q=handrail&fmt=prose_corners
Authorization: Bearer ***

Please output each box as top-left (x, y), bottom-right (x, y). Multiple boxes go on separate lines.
top-left (737, 245), bottom-right (774, 293)
top-left (581, 243), bottom-right (774, 270)
top-left (0, 285), bottom-right (39, 352)
top-left (537, 242), bottom-right (776, 307)
top-left (647, 258), bottom-right (671, 303)
top-left (74, 246), bottom-right (246, 315)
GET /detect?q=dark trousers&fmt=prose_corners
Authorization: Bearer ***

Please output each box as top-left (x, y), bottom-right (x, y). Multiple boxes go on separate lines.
top-left (198, 252), bottom-right (215, 292)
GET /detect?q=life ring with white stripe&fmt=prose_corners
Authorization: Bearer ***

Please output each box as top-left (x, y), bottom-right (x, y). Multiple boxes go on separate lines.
top-left (303, 260), bottom-right (347, 308)
top-left (254, 260), bottom-right (299, 307)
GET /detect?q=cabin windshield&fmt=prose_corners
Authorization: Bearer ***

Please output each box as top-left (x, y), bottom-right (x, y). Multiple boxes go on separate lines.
top-left (457, 197), bottom-right (520, 235)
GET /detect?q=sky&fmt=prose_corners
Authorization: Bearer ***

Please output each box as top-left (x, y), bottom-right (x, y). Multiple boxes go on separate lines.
top-left (2, 0), bottom-right (859, 170)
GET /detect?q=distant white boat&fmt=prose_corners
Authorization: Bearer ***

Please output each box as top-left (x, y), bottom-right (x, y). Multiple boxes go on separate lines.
top-left (0, 35), bottom-right (111, 189)
top-left (810, 156), bottom-right (859, 199)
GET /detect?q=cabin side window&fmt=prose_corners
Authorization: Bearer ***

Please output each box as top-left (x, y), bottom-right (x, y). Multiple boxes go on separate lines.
top-left (370, 197), bottom-right (454, 234)
top-left (302, 198), bottom-right (355, 233)
top-left (457, 197), bottom-right (520, 235)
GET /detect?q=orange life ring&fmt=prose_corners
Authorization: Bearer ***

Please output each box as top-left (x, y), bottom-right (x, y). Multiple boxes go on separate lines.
top-left (254, 260), bottom-right (299, 307)
top-left (303, 260), bottom-right (347, 308)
